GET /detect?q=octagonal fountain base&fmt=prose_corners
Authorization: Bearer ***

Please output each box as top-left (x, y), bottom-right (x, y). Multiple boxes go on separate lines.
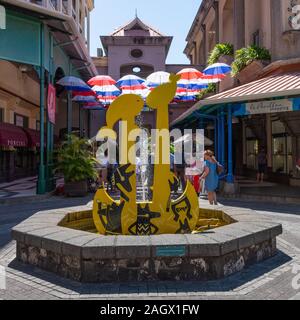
top-left (11, 204), bottom-right (282, 283)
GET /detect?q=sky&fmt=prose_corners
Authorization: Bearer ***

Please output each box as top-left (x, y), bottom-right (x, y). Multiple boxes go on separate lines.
top-left (90, 0), bottom-right (201, 64)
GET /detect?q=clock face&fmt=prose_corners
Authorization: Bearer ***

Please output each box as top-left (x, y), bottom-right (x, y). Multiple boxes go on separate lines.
top-left (131, 49), bottom-right (143, 59)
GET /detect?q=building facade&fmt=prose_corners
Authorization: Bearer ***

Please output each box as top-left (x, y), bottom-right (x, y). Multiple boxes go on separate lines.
top-left (92, 16), bottom-right (199, 135)
top-left (176, 0), bottom-right (300, 186)
top-left (0, 0), bottom-right (97, 191)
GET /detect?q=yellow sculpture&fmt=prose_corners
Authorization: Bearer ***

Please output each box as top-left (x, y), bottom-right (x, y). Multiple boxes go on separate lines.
top-left (93, 75), bottom-right (199, 235)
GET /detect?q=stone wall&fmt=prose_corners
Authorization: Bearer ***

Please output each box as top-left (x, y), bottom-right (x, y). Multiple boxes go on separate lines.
top-left (12, 204), bottom-right (282, 283)
top-left (16, 238), bottom-right (276, 283)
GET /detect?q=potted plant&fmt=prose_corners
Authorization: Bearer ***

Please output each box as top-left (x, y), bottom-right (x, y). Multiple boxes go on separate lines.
top-left (207, 43), bottom-right (234, 65)
top-left (231, 45), bottom-right (271, 83)
top-left (55, 134), bottom-right (98, 197)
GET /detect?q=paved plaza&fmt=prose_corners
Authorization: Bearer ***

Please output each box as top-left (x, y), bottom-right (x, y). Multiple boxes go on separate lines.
top-left (0, 196), bottom-right (299, 300)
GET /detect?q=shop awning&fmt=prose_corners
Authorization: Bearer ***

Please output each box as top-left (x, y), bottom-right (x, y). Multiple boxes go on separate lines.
top-left (172, 72), bottom-right (300, 126)
top-left (23, 128), bottom-right (42, 148)
top-left (0, 122), bottom-right (28, 147)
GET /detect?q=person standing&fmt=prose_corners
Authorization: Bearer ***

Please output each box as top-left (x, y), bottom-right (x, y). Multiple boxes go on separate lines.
top-left (200, 150), bottom-right (220, 205)
top-left (257, 148), bottom-right (267, 183)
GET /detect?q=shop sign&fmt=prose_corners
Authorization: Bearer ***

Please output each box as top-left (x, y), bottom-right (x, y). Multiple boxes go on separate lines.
top-left (7, 140), bottom-right (26, 147)
top-left (246, 99), bottom-right (293, 115)
top-left (47, 84), bottom-right (56, 124)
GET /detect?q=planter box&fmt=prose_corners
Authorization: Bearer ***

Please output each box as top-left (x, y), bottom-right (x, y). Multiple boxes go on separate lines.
top-left (236, 60), bottom-right (270, 84)
top-left (64, 180), bottom-right (88, 197)
top-left (218, 54), bottom-right (234, 65)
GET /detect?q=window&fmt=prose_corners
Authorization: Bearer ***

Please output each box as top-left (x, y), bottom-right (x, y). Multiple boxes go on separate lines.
top-left (132, 66), bottom-right (141, 74)
top-left (14, 113), bottom-right (29, 128)
top-left (272, 120), bottom-right (293, 175)
top-left (0, 108), bottom-right (3, 123)
top-left (246, 139), bottom-right (259, 169)
top-left (131, 49), bottom-right (143, 59)
top-left (246, 126), bottom-right (258, 169)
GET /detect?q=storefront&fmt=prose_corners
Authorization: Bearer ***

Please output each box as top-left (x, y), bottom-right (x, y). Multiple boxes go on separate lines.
top-left (172, 70), bottom-right (300, 187)
top-left (0, 5), bottom-right (96, 192)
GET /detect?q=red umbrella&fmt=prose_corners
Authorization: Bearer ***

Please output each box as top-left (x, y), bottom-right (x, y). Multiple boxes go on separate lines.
top-left (88, 75), bottom-right (116, 87)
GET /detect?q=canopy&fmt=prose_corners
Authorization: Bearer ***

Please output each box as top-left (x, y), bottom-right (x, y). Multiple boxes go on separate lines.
top-left (0, 123), bottom-right (28, 147)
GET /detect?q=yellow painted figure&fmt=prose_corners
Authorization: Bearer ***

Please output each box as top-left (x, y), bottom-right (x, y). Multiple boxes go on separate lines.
top-left (93, 75), bottom-right (199, 235)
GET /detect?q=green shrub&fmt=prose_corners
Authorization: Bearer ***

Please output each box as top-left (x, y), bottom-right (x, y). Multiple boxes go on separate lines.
top-left (207, 43), bottom-right (234, 65)
top-left (55, 134), bottom-right (98, 183)
top-left (231, 45), bottom-right (271, 76)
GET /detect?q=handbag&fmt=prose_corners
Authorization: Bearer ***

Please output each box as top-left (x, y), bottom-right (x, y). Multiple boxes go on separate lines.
top-left (216, 162), bottom-right (224, 175)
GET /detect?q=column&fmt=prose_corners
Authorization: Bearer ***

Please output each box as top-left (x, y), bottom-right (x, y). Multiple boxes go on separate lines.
top-left (67, 60), bottom-right (72, 135)
top-left (233, 0), bottom-right (245, 49)
top-left (227, 105), bottom-right (234, 183)
top-left (213, 0), bottom-right (220, 43)
top-left (266, 114), bottom-right (273, 171)
top-left (201, 24), bottom-right (207, 64)
top-left (242, 119), bottom-right (247, 166)
top-left (87, 10), bottom-right (91, 53)
top-left (37, 23), bottom-right (46, 195)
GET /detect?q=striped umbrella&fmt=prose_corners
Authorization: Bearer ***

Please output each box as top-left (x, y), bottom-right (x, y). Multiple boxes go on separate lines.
top-left (116, 75), bottom-right (145, 87)
top-left (145, 71), bottom-right (170, 89)
top-left (177, 68), bottom-right (203, 81)
top-left (57, 76), bottom-right (90, 91)
top-left (92, 85), bottom-right (121, 106)
top-left (73, 95), bottom-right (98, 103)
top-left (88, 75), bottom-right (116, 87)
top-left (117, 75), bottom-right (150, 99)
top-left (203, 63), bottom-right (231, 83)
top-left (176, 68), bottom-right (208, 102)
top-left (72, 89), bottom-right (97, 102)
top-left (83, 102), bottom-right (105, 111)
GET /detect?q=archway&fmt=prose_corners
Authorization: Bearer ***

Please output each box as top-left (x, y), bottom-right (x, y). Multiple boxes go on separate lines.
top-left (120, 63), bottom-right (154, 79)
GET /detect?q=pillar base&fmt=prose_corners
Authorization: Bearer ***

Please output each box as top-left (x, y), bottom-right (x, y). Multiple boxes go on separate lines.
top-left (37, 165), bottom-right (46, 195)
top-left (223, 182), bottom-right (236, 195)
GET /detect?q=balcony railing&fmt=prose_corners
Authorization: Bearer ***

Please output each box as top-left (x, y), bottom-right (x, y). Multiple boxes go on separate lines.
top-left (21, 0), bottom-right (88, 39)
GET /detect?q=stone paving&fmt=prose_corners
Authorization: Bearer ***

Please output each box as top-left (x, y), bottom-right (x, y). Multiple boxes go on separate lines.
top-left (0, 196), bottom-right (300, 300)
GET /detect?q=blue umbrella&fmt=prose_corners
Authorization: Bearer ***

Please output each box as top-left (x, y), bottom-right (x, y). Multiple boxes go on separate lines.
top-left (56, 76), bottom-right (91, 134)
top-left (57, 76), bottom-right (91, 92)
top-left (203, 63), bottom-right (232, 80)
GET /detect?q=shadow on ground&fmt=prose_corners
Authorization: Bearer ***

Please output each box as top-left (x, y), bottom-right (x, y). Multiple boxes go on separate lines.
top-left (218, 198), bottom-right (300, 217)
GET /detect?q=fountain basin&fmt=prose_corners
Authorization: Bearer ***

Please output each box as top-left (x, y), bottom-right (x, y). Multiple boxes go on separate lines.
top-left (11, 204), bottom-right (282, 282)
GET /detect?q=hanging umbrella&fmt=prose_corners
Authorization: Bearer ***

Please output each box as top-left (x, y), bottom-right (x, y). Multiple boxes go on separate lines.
top-left (72, 89), bottom-right (97, 102)
top-left (92, 84), bottom-right (121, 106)
top-left (117, 75), bottom-right (150, 99)
top-left (73, 95), bottom-right (98, 102)
top-left (116, 75), bottom-right (145, 88)
top-left (88, 75), bottom-right (116, 87)
top-left (121, 87), bottom-right (150, 99)
top-left (203, 63), bottom-right (231, 83)
top-left (56, 76), bottom-right (91, 135)
top-left (57, 76), bottom-right (91, 91)
top-left (177, 68), bottom-right (204, 81)
top-left (145, 71), bottom-right (170, 89)
top-left (176, 68), bottom-right (208, 102)
top-left (83, 101), bottom-right (105, 110)
top-left (72, 90), bottom-right (96, 97)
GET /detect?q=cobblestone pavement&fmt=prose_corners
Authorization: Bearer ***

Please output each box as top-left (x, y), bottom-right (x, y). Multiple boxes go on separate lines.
top-left (0, 197), bottom-right (300, 300)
